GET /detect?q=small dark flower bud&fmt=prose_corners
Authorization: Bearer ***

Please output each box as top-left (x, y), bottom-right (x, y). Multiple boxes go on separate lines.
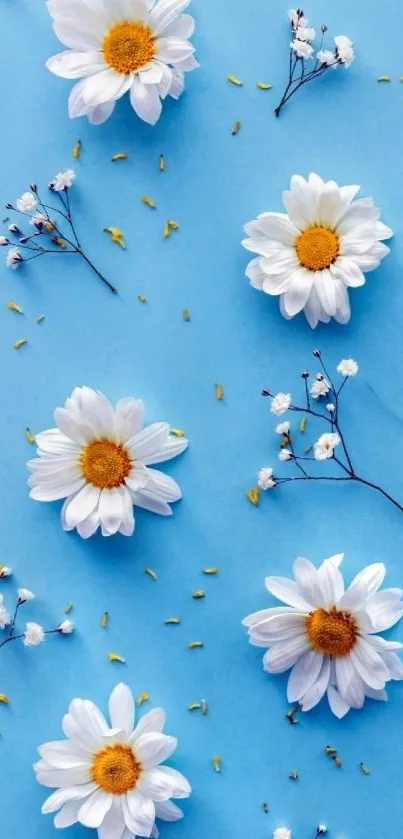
top-left (321, 24), bottom-right (328, 32)
top-left (19, 237), bottom-right (29, 244)
top-left (30, 183), bottom-right (38, 193)
top-left (8, 224), bottom-right (20, 234)
top-left (316, 373), bottom-right (324, 381)
top-left (5, 203), bottom-right (13, 210)
top-left (313, 349), bottom-right (321, 357)
top-left (301, 371), bottom-right (309, 379)
top-left (261, 388), bottom-right (271, 397)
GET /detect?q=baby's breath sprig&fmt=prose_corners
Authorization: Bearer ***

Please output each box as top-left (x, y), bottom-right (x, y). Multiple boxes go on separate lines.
top-left (274, 8), bottom-right (355, 117)
top-left (0, 586), bottom-right (74, 651)
top-left (3, 171), bottom-right (117, 294)
top-left (258, 350), bottom-right (403, 515)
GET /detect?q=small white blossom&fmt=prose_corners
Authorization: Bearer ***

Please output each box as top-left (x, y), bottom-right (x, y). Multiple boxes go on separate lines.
top-left (314, 432), bottom-right (341, 461)
top-left (273, 828), bottom-right (292, 839)
top-left (23, 622), bottom-right (45, 646)
top-left (337, 358), bottom-right (359, 377)
top-left (334, 35), bottom-right (355, 67)
top-left (57, 619), bottom-right (74, 634)
top-left (16, 191), bottom-right (38, 213)
top-left (6, 247), bottom-right (23, 269)
top-left (18, 588), bottom-right (35, 603)
top-left (279, 449), bottom-right (292, 461)
top-left (310, 377), bottom-right (330, 399)
top-left (288, 9), bottom-right (307, 29)
top-left (317, 49), bottom-right (336, 66)
top-left (275, 421), bottom-right (290, 435)
top-left (0, 235), bottom-right (9, 246)
top-left (316, 827), bottom-right (327, 837)
top-left (0, 605), bottom-right (11, 630)
top-left (0, 566), bottom-right (12, 578)
top-left (271, 393), bottom-right (292, 415)
top-left (326, 403), bottom-right (335, 413)
top-left (290, 39), bottom-right (314, 58)
top-left (258, 467), bottom-right (276, 490)
top-left (296, 25), bottom-right (315, 42)
top-left (30, 212), bottom-right (48, 229)
top-left (49, 169), bottom-right (75, 191)
top-left (8, 223), bottom-right (20, 234)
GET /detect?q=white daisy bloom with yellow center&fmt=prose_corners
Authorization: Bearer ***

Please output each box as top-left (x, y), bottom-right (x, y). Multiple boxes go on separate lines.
top-left (35, 683), bottom-right (191, 838)
top-left (28, 386), bottom-right (187, 539)
top-left (243, 173), bottom-right (393, 328)
top-left (46, 0), bottom-right (198, 126)
top-left (243, 554), bottom-right (403, 718)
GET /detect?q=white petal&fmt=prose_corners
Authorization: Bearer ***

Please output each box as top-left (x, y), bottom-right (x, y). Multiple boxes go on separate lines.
top-left (108, 683), bottom-right (135, 735)
top-left (150, 0), bottom-right (190, 35)
top-left (338, 581), bottom-right (369, 612)
top-left (53, 19), bottom-right (103, 50)
top-left (69, 698), bottom-right (108, 742)
top-left (287, 650), bottom-right (323, 702)
top-left (168, 68), bottom-right (184, 99)
top-left (149, 766), bottom-right (191, 798)
top-left (98, 798), bottom-right (126, 839)
top-left (366, 635), bottom-right (403, 652)
top-left (163, 13), bottom-right (195, 38)
top-left (88, 99), bottom-right (116, 124)
top-left (282, 268), bottom-right (314, 317)
top-left (263, 635), bottom-right (309, 674)
top-left (327, 684), bottom-right (350, 718)
top-left (381, 652), bottom-right (403, 680)
top-left (318, 555), bottom-right (345, 606)
top-left (131, 488), bottom-right (172, 516)
top-left (81, 69), bottom-right (132, 108)
top-left (64, 483), bottom-right (100, 528)
top-left (46, 50), bottom-right (106, 78)
top-left (130, 708), bottom-right (166, 742)
top-left (242, 606), bottom-right (297, 628)
top-left (349, 563), bottom-right (386, 599)
top-left (142, 436), bottom-right (187, 466)
top-left (351, 638), bottom-right (389, 689)
top-left (335, 656), bottom-right (365, 708)
top-left (300, 657), bottom-right (330, 712)
top-left (34, 763), bottom-right (91, 788)
top-left (139, 63), bottom-right (164, 84)
top-left (155, 799), bottom-right (184, 821)
top-left (54, 407), bottom-right (89, 444)
top-left (30, 478), bottom-right (85, 502)
top-left (245, 257), bottom-right (265, 289)
top-left (293, 557), bottom-right (325, 608)
top-left (313, 269), bottom-right (339, 315)
top-left (265, 576), bottom-right (312, 610)
top-left (256, 212), bottom-right (299, 245)
top-left (54, 800), bottom-right (82, 828)
top-left (134, 732), bottom-right (177, 767)
top-left (130, 78), bottom-right (162, 125)
top-left (42, 783), bottom-right (97, 813)
top-left (119, 488), bottom-right (135, 537)
top-left (38, 740), bottom-right (88, 769)
top-left (123, 790), bottom-right (155, 837)
top-left (36, 429), bottom-right (80, 455)
top-left (331, 256), bottom-right (365, 287)
top-left (127, 423), bottom-right (170, 461)
top-left (366, 589), bottom-right (403, 631)
top-left (146, 470), bottom-right (182, 501)
top-left (156, 35), bottom-right (194, 63)
top-left (138, 767), bottom-right (178, 801)
top-left (78, 789), bottom-right (113, 828)
top-left (98, 487), bottom-right (124, 535)
top-left (76, 508), bottom-right (100, 539)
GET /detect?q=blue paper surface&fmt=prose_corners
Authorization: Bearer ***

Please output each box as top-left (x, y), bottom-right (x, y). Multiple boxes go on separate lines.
top-left (0, 0), bottom-right (403, 837)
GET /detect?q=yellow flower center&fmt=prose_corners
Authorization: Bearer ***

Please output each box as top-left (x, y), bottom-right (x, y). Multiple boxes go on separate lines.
top-left (81, 440), bottom-right (131, 489)
top-left (296, 226), bottom-right (340, 272)
top-left (91, 744), bottom-right (141, 794)
top-left (103, 20), bottom-right (155, 74)
top-left (306, 607), bottom-right (357, 657)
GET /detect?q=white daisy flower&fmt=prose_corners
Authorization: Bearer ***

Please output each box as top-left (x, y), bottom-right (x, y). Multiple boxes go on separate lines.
top-left (28, 386), bottom-right (188, 539)
top-left (16, 191), bottom-right (38, 213)
top-left (243, 554), bottom-right (403, 718)
top-left (24, 622), bottom-right (45, 646)
top-left (334, 35), bottom-right (355, 67)
top-left (46, 0), bottom-right (198, 126)
top-left (49, 169), bottom-right (75, 192)
top-left (310, 377), bottom-right (330, 399)
top-left (6, 247), bottom-right (23, 269)
top-left (314, 432), bottom-right (340, 460)
top-left (337, 358), bottom-right (359, 377)
top-left (275, 421), bottom-right (290, 435)
top-left (270, 393), bottom-right (292, 416)
top-left (258, 467), bottom-right (275, 490)
top-left (242, 173), bottom-right (393, 328)
top-left (35, 682), bottom-right (191, 837)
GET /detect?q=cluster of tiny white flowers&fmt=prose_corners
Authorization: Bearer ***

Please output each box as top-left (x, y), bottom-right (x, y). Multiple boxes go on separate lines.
top-left (258, 467), bottom-right (276, 490)
top-left (310, 376), bottom-right (330, 399)
top-left (275, 421), bottom-right (290, 435)
top-left (337, 358), bottom-right (359, 376)
top-left (24, 622), bottom-right (45, 647)
top-left (279, 448), bottom-right (292, 461)
top-left (0, 583), bottom-right (75, 651)
top-left (270, 392), bottom-right (292, 416)
top-left (0, 595), bottom-right (11, 630)
top-left (289, 8), bottom-right (355, 67)
top-left (314, 431), bottom-right (341, 461)
top-left (273, 828), bottom-right (292, 839)
top-left (49, 169), bottom-right (75, 192)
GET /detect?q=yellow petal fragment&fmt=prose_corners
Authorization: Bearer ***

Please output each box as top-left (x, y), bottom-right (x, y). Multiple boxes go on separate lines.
top-left (227, 74), bottom-right (243, 86)
top-left (165, 617), bottom-right (181, 624)
top-left (100, 611), bottom-right (109, 628)
top-left (192, 590), bottom-right (206, 599)
top-left (256, 81), bottom-right (273, 89)
top-left (246, 487), bottom-right (260, 507)
top-left (212, 754), bottom-right (222, 772)
top-left (36, 314), bottom-right (45, 324)
top-left (52, 236), bottom-right (68, 249)
top-left (107, 652), bottom-right (126, 663)
top-left (188, 641), bottom-right (204, 649)
top-left (145, 567), bottom-right (157, 580)
top-left (188, 703), bottom-right (202, 711)
top-left (377, 75), bottom-right (391, 81)
top-left (201, 699), bottom-right (208, 715)
top-left (13, 339), bottom-right (27, 350)
top-left (7, 301), bottom-right (24, 314)
top-left (171, 428), bottom-right (185, 438)
top-left (103, 227), bottom-right (126, 248)
top-left (138, 295), bottom-right (147, 304)
top-left (299, 417), bottom-right (307, 433)
top-left (136, 692), bottom-right (150, 706)
top-left (232, 121), bottom-right (241, 135)
top-left (203, 567), bottom-right (218, 575)
top-left (72, 140), bottom-right (82, 160)
top-left (0, 694), bottom-right (9, 704)
top-left (25, 428), bottom-right (35, 444)
top-left (142, 195), bottom-right (157, 209)
top-left (182, 308), bottom-right (191, 321)
top-left (111, 152), bottom-right (128, 161)
top-left (159, 154), bottom-right (166, 171)
top-left (215, 383), bottom-right (224, 401)
top-left (64, 602), bottom-right (73, 615)
top-left (163, 219), bottom-right (179, 238)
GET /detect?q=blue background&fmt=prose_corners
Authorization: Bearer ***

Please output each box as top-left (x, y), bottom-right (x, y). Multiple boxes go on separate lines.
top-left (1, 0), bottom-right (403, 837)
